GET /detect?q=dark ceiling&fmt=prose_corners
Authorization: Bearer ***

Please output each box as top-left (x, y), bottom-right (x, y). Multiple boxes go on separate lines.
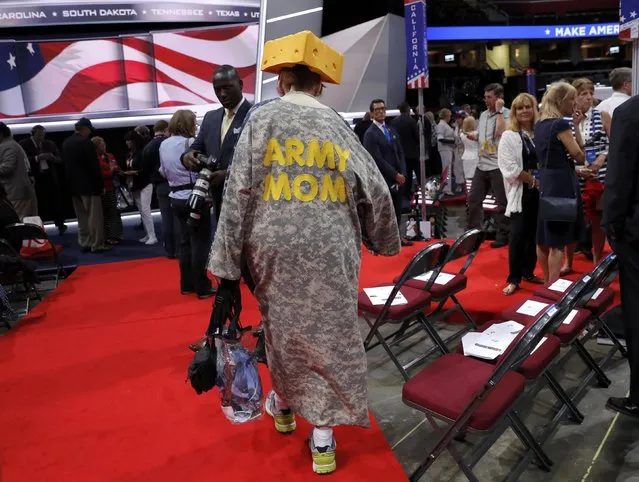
top-left (321, 0), bottom-right (620, 36)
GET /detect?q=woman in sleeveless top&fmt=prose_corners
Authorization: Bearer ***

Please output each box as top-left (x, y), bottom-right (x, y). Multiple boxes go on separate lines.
top-left (498, 93), bottom-right (544, 295)
top-left (535, 82), bottom-right (594, 283)
top-left (562, 78), bottom-right (612, 272)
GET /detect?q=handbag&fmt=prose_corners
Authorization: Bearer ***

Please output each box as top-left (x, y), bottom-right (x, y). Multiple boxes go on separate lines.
top-left (538, 120), bottom-right (579, 223)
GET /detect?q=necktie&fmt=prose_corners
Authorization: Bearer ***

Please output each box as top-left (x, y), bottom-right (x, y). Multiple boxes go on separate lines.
top-left (383, 124), bottom-right (392, 143)
top-left (221, 110), bottom-right (234, 140)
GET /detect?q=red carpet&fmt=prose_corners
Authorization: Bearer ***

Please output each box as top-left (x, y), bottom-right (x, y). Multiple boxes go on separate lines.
top-left (0, 256), bottom-right (407, 482)
top-left (0, 242), bottom-right (616, 482)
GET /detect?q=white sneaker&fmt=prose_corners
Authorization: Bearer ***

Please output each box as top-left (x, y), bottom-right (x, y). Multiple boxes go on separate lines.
top-left (145, 237), bottom-right (158, 245)
top-left (139, 236), bottom-right (148, 243)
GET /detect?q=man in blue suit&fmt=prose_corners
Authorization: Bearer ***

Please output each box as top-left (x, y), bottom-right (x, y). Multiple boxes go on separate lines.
top-left (182, 64), bottom-right (252, 222)
top-left (363, 98), bottom-right (412, 246)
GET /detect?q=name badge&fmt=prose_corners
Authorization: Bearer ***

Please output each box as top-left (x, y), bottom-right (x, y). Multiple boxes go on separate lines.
top-left (481, 141), bottom-right (497, 156)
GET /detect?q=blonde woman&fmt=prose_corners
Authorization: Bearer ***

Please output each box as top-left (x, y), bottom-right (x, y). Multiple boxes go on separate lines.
top-left (498, 94), bottom-right (543, 295)
top-left (535, 82), bottom-right (593, 283)
top-left (460, 116), bottom-right (479, 181)
top-left (436, 108), bottom-right (455, 195)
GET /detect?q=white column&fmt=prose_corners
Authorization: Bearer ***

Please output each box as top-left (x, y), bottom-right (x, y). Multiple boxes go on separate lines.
top-left (254, 0), bottom-right (324, 103)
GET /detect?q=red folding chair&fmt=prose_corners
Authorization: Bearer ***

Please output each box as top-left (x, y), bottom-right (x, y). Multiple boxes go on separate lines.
top-left (502, 254), bottom-right (622, 393)
top-left (403, 303), bottom-right (569, 481)
top-left (358, 242), bottom-right (449, 380)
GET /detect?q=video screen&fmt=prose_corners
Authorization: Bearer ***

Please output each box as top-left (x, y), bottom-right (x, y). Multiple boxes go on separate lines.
top-left (0, 0), bottom-right (260, 27)
top-left (0, 23), bottom-right (258, 120)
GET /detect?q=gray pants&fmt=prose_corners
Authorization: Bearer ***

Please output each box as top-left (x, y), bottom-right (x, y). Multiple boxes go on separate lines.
top-left (467, 168), bottom-right (509, 242)
top-left (12, 195), bottom-right (38, 220)
top-left (72, 195), bottom-right (105, 251)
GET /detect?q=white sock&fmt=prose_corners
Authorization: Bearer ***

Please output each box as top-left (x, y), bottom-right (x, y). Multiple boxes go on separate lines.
top-left (313, 427), bottom-right (333, 447)
top-left (274, 393), bottom-right (289, 411)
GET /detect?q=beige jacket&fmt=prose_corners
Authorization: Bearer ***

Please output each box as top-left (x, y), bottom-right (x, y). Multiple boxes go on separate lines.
top-left (0, 138), bottom-right (36, 201)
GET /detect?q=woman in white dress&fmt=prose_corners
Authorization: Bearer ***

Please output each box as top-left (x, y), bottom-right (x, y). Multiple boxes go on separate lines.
top-left (460, 116), bottom-right (479, 182)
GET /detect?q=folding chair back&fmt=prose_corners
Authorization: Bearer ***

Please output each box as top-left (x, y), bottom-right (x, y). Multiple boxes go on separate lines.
top-left (444, 228), bottom-right (484, 275)
top-left (590, 253), bottom-right (619, 290)
top-left (3, 222), bottom-right (50, 243)
top-left (393, 241), bottom-right (450, 294)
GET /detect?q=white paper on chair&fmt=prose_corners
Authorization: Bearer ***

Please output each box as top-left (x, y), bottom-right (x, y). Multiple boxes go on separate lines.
top-left (531, 337), bottom-right (547, 355)
top-left (461, 321), bottom-right (524, 360)
top-left (414, 271), bottom-right (455, 285)
top-left (364, 286), bottom-right (408, 306)
top-left (549, 279), bottom-right (572, 293)
top-left (591, 288), bottom-right (604, 300)
top-left (516, 300), bottom-right (549, 317)
top-left (562, 309), bottom-right (579, 325)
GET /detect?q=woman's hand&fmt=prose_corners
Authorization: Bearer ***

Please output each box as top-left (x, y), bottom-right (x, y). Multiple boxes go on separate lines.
top-left (576, 167), bottom-right (595, 179)
top-left (590, 154), bottom-right (606, 172)
top-left (573, 110), bottom-right (585, 126)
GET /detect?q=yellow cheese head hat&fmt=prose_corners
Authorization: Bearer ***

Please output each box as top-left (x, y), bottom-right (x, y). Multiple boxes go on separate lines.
top-left (261, 30), bottom-right (344, 85)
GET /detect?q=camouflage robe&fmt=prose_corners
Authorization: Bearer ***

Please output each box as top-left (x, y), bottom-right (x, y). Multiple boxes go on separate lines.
top-left (208, 91), bottom-right (400, 427)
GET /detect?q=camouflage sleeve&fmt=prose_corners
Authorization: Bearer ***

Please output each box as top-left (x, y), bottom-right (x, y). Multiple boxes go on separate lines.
top-left (208, 119), bottom-right (254, 280)
top-left (356, 150), bottom-right (401, 257)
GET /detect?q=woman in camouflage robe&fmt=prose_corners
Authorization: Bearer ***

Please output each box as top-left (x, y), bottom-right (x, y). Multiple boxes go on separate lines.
top-left (208, 65), bottom-right (400, 474)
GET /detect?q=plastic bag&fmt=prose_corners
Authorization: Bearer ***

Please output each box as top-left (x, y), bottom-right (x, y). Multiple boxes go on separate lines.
top-left (215, 338), bottom-right (263, 424)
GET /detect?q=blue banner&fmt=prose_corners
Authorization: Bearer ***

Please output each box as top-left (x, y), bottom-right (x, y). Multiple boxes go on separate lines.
top-left (427, 23), bottom-right (619, 41)
top-left (404, 0), bottom-right (428, 89)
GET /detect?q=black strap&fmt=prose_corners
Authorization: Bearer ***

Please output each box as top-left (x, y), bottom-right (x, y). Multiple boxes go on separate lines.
top-left (170, 183), bottom-right (194, 193)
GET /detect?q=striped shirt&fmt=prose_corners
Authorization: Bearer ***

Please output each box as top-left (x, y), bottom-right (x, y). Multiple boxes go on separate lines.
top-left (572, 109), bottom-right (608, 186)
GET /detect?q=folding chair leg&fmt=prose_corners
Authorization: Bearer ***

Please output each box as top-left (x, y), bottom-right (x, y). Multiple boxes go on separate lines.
top-left (450, 294), bottom-right (476, 329)
top-left (543, 372), bottom-right (584, 424)
top-left (417, 313), bottom-right (449, 356)
top-left (507, 412), bottom-right (553, 472)
top-left (573, 339), bottom-right (611, 388)
top-left (597, 315), bottom-right (628, 358)
top-left (364, 318), bottom-right (410, 381)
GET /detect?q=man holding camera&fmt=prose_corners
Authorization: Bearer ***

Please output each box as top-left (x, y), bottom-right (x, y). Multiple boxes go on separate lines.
top-left (181, 65), bottom-right (251, 223)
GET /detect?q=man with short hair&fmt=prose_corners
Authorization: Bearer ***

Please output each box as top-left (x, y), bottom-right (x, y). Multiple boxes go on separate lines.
top-left (19, 125), bottom-right (66, 233)
top-left (364, 98), bottom-right (412, 246)
top-left (182, 65), bottom-right (251, 222)
top-left (467, 83), bottom-right (510, 248)
top-left (62, 118), bottom-right (108, 253)
top-left (391, 101), bottom-right (420, 199)
top-left (598, 67), bottom-right (632, 117)
top-left (145, 120), bottom-right (176, 258)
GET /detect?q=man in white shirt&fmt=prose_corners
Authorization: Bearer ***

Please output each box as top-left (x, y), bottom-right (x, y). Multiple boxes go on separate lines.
top-left (598, 67), bottom-right (632, 117)
top-left (467, 83), bottom-right (510, 248)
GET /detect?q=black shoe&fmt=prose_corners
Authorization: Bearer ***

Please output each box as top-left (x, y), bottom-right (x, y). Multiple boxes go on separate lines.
top-left (606, 397), bottom-right (639, 418)
top-left (181, 290), bottom-right (194, 295)
top-left (197, 289), bottom-right (217, 300)
top-left (57, 224), bottom-right (68, 235)
top-left (491, 239), bottom-right (508, 249)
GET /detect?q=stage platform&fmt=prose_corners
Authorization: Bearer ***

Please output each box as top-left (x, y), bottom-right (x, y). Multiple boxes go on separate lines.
top-left (0, 235), bottom-right (635, 481)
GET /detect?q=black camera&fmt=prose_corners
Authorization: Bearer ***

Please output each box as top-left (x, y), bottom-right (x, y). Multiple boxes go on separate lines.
top-left (186, 152), bottom-right (220, 228)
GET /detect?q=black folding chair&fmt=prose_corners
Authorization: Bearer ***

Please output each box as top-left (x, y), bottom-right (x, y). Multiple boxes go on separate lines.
top-left (358, 242), bottom-right (450, 380)
top-left (2, 223), bottom-right (66, 287)
top-left (0, 238), bottom-right (41, 314)
top-left (403, 302), bottom-right (571, 482)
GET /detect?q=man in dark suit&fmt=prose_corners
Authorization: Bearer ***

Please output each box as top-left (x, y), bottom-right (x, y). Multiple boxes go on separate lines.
top-left (604, 94), bottom-right (639, 418)
top-left (363, 98), bottom-right (412, 246)
top-left (19, 125), bottom-right (67, 234)
top-left (182, 64), bottom-right (251, 222)
top-left (62, 117), bottom-right (108, 253)
top-left (392, 102), bottom-right (420, 199)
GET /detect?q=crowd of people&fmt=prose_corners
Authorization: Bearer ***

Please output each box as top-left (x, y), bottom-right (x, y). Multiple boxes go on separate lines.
top-left (1, 27), bottom-right (638, 472)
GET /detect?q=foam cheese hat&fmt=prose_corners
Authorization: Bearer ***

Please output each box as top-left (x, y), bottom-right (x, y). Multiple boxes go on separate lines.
top-left (261, 30), bottom-right (344, 85)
